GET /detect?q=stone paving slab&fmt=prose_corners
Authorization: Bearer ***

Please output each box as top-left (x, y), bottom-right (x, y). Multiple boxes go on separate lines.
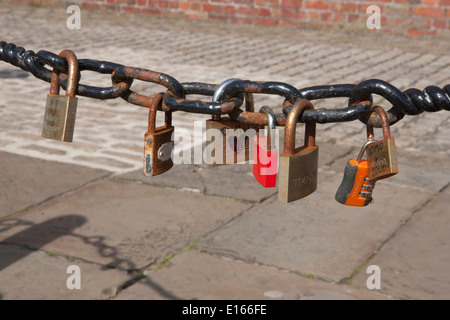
top-left (0, 177), bottom-right (251, 271)
top-left (351, 185), bottom-right (450, 300)
top-left (116, 250), bottom-right (391, 300)
top-left (196, 170), bottom-right (433, 283)
top-left (0, 244), bottom-right (131, 300)
top-left (0, 151), bottom-right (109, 218)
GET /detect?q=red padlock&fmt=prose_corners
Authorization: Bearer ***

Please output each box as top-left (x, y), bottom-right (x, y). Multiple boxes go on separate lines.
top-left (252, 106), bottom-right (278, 187)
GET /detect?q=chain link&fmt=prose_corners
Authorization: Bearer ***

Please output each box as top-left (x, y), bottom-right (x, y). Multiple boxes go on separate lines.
top-left (1, 41), bottom-right (449, 127)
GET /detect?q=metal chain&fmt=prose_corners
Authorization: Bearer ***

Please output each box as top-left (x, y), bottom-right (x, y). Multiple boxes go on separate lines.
top-left (1, 41), bottom-right (449, 128)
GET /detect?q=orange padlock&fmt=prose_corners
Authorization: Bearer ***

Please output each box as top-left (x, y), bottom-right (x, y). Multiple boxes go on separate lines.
top-left (335, 139), bottom-right (377, 207)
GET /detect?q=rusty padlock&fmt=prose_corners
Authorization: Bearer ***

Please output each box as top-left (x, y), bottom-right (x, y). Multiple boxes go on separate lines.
top-left (205, 78), bottom-right (260, 166)
top-left (42, 50), bottom-right (80, 142)
top-left (335, 139), bottom-right (377, 207)
top-left (365, 106), bottom-right (398, 181)
top-left (144, 93), bottom-right (174, 176)
top-left (278, 99), bottom-right (319, 203)
top-left (252, 106), bottom-right (278, 188)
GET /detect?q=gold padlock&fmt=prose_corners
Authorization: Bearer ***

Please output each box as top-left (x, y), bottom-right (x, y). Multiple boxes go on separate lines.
top-left (144, 93), bottom-right (174, 176)
top-left (278, 99), bottom-right (318, 203)
top-left (365, 106), bottom-right (398, 181)
top-left (42, 50), bottom-right (79, 142)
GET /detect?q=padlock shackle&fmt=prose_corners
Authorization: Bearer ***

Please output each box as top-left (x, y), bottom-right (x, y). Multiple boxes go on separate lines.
top-left (260, 106), bottom-right (276, 130)
top-left (259, 105), bottom-right (276, 150)
top-left (213, 78), bottom-right (254, 113)
top-left (244, 92), bottom-right (255, 113)
top-left (49, 50), bottom-right (79, 97)
top-left (283, 99), bottom-right (315, 155)
top-left (356, 139), bottom-right (377, 163)
top-left (366, 106), bottom-right (391, 140)
top-left (213, 78), bottom-right (241, 103)
top-left (148, 92), bottom-right (169, 131)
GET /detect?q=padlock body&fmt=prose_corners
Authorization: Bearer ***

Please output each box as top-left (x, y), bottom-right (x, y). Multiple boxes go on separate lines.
top-left (144, 125), bottom-right (174, 176)
top-left (366, 137), bottom-right (398, 181)
top-left (42, 94), bottom-right (77, 142)
top-left (278, 146), bottom-right (318, 203)
top-left (205, 117), bottom-right (258, 166)
top-left (252, 135), bottom-right (278, 188)
top-left (335, 159), bottom-right (375, 207)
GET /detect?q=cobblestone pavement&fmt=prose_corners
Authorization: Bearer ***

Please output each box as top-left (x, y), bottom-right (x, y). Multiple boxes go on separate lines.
top-left (0, 2), bottom-right (450, 301)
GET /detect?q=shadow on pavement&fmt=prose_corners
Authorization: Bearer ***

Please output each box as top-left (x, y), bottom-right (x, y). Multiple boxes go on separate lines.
top-left (136, 277), bottom-right (180, 300)
top-left (0, 215), bottom-right (87, 271)
top-left (0, 214), bottom-right (180, 299)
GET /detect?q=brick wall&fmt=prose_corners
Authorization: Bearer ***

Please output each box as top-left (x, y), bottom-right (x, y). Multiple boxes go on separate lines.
top-left (11, 0), bottom-right (450, 36)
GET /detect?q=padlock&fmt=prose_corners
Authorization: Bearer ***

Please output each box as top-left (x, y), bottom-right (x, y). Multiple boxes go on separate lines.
top-left (144, 93), bottom-right (174, 176)
top-left (335, 139), bottom-right (377, 207)
top-left (206, 115), bottom-right (253, 165)
top-left (205, 78), bottom-right (260, 166)
top-left (41, 50), bottom-right (80, 142)
top-left (365, 106), bottom-right (398, 181)
top-left (252, 106), bottom-right (278, 188)
top-left (278, 99), bottom-right (319, 203)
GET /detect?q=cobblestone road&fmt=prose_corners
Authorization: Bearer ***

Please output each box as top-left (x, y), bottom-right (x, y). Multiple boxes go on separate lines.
top-left (0, 2), bottom-right (449, 174)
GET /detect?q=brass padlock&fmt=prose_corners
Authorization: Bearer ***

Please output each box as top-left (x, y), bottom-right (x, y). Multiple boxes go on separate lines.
top-left (278, 99), bottom-right (319, 203)
top-left (42, 50), bottom-right (80, 142)
top-left (365, 106), bottom-right (398, 181)
top-left (144, 93), bottom-right (174, 176)
top-left (205, 78), bottom-right (260, 166)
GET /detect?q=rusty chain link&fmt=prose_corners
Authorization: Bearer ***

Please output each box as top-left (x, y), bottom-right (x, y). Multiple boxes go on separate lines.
top-left (1, 41), bottom-right (449, 128)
